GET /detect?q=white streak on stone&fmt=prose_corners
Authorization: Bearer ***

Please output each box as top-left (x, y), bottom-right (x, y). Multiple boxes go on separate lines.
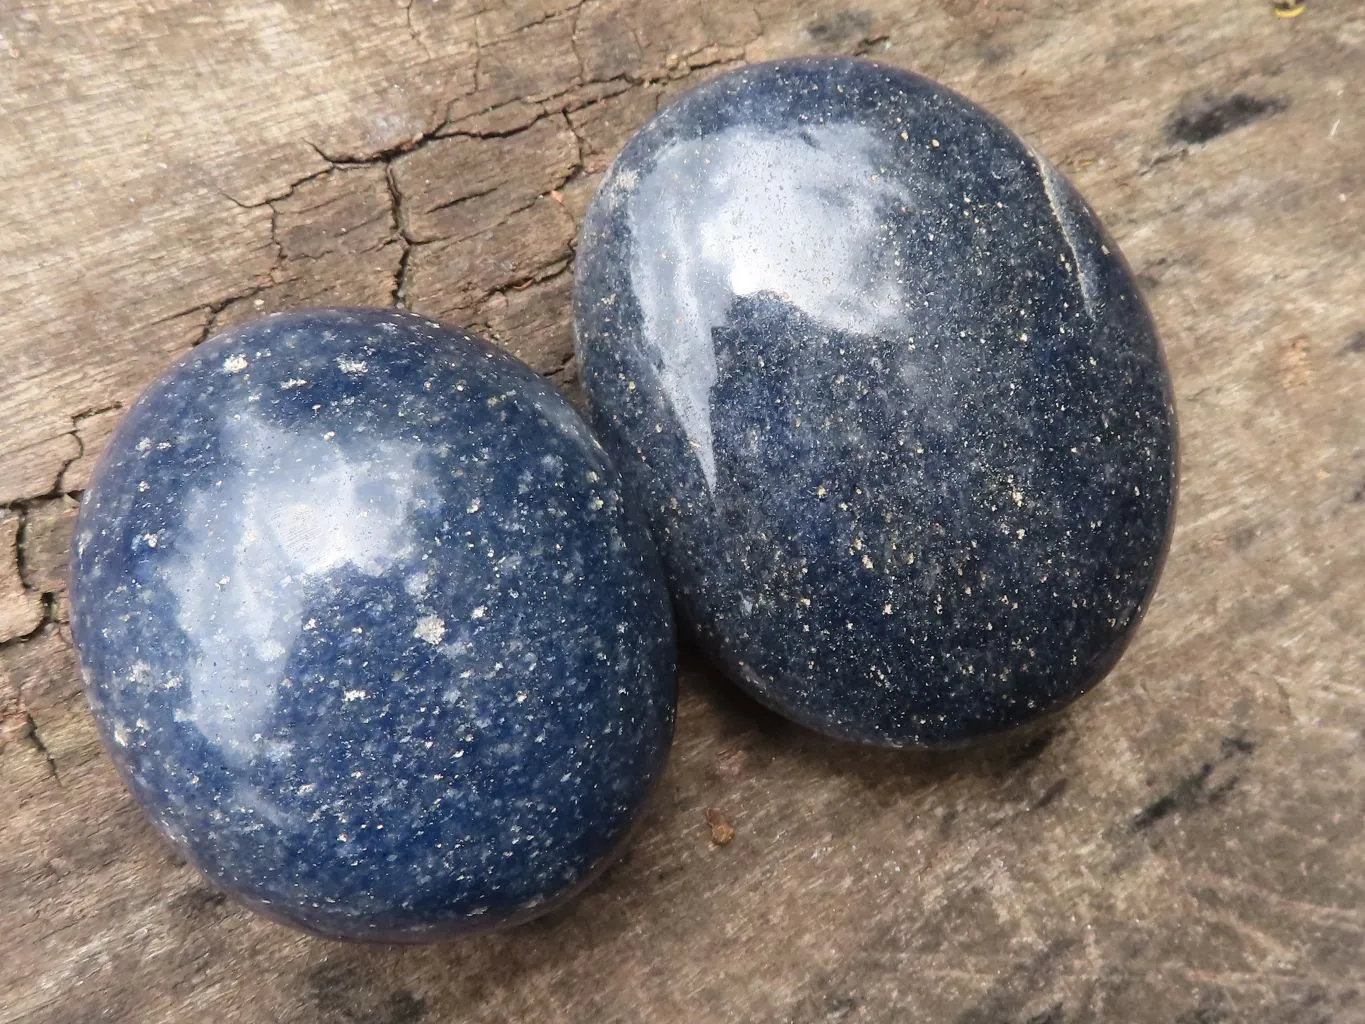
top-left (627, 124), bottom-right (918, 490)
top-left (161, 412), bottom-right (437, 758)
top-left (1033, 148), bottom-right (1098, 319)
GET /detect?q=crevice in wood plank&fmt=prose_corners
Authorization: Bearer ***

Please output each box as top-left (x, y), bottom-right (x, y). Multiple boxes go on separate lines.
top-left (569, 1), bottom-right (588, 84)
top-left (471, 19), bottom-right (484, 94)
top-left (304, 127), bottom-right (449, 170)
top-left (399, 0), bottom-right (433, 60)
top-left (216, 167), bottom-right (331, 212)
top-left (14, 506), bottom-right (34, 594)
top-left (198, 288), bottom-right (267, 347)
top-left (483, 0), bottom-right (588, 48)
top-left (53, 406), bottom-right (115, 498)
top-left (384, 163), bottom-right (415, 309)
top-left (3, 404), bottom-right (124, 511)
top-left (21, 711), bottom-right (61, 785)
top-left (489, 258), bottom-right (574, 308)
top-left (439, 104), bottom-right (560, 139)
top-left (0, 609), bottom-right (65, 772)
top-left (851, 33), bottom-right (891, 56)
top-left (423, 184), bottom-right (503, 218)
top-left (0, 614), bottom-right (47, 652)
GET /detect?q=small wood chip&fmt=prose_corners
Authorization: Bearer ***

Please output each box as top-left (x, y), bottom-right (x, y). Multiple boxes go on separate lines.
top-left (705, 807), bottom-right (735, 846)
top-left (714, 746), bottom-right (747, 777)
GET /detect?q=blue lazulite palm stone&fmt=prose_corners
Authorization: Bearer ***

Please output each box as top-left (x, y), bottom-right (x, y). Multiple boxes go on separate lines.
top-left (573, 58), bottom-right (1177, 747)
top-left (70, 308), bottom-right (676, 939)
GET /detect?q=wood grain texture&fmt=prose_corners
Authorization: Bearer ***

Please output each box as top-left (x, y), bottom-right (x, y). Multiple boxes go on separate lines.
top-left (2, 1), bottom-right (1363, 1021)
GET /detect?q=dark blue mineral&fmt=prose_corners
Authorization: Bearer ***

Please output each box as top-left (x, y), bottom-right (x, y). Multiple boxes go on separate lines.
top-left (573, 58), bottom-right (1177, 747)
top-left (69, 308), bottom-right (676, 939)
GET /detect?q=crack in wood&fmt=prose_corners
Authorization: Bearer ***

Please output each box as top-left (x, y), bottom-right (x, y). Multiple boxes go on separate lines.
top-left (399, 0), bottom-right (433, 61)
top-left (385, 163), bottom-right (415, 308)
top-left (21, 711), bottom-right (61, 785)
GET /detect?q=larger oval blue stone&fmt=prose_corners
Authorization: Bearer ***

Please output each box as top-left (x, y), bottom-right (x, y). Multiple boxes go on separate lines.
top-left (573, 58), bottom-right (1177, 747)
top-left (70, 308), bottom-right (676, 939)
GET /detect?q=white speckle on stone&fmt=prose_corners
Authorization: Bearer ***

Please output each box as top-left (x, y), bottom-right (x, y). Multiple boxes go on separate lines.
top-left (413, 615), bottom-right (446, 645)
top-left (223, 354), bottom-right (249, 373)
top-left (471, 606), bottom-right (488, 620)
top-left (281, 378), bottom-right (309, 389)
top-left (342, 689), bottom-right (367, 702)
top-left (337, 356), bottom-right (368, 373)
top-left (466, 498), bottom-right (482, 513)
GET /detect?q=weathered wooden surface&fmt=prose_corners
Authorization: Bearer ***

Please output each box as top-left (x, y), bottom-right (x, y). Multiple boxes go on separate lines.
top-left (2, 1), bottom-right (1363, 1020)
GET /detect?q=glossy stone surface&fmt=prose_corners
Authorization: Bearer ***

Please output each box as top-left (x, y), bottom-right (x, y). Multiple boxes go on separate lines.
top-left (70, 308), bottom-right (676, 939)
top-left (574, 58), bottom-right (1177, 748)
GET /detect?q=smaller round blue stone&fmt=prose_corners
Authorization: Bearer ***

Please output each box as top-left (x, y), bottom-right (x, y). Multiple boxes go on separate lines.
top-left (70, 308), bottom-right (676, 940)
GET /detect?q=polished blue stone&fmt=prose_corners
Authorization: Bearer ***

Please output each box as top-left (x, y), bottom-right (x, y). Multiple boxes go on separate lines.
top-left (574, 58), bottom-right (1177, 747)
top-left (70, 308), bottom-right (676, 939)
